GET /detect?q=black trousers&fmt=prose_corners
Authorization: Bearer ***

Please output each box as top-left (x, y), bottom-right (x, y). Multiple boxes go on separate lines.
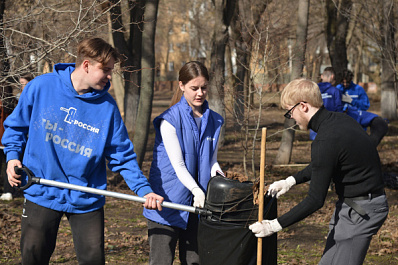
top-left (147, 213), bottom-right (200, 265)
top-left (21, 199), bottom-right (105, 265)
top-left (1, 149), bottom-right (14, 194)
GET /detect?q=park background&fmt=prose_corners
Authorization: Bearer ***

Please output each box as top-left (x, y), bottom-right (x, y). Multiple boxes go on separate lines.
top-left (1, 0), bottom-right (398, 264)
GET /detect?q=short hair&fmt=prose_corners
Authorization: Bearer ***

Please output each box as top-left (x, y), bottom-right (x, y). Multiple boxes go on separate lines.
top-left (170, 61), bottom-right (209, 106)
top-left (75, 38), bottom-right (122, 67)
top-left (280, 78), bottom-right (323, 109)
top-left (322, 67), bottom-right (335, 78)
top-left (341, 69), bottom-right (354, 82)
top-left (20, 73), bottom-right (34, 82)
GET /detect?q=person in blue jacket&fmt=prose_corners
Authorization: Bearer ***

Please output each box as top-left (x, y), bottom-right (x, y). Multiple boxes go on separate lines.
top-left (336, 69), bottom-right (370, 111)
top-left (2, 37), bottom-right (163, 265)
top-left (310, 67), bottom-right (344, 140)
top-left (311, 68), bottom-right (387, 146)
top-left (143, 61), bottom-right (224, 265)
top-left (345, 106), bottom-right (388, 146)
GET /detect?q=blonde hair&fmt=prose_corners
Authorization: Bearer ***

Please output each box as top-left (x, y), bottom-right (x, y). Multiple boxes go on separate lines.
top-left (280, 78), bottom-right (323, 109)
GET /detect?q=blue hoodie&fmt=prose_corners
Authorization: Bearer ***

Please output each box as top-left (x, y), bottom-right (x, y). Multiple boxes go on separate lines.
top-left (143, 96), bottom-right (223, 229)
top-left (345, 106), bottom-right (378, 129)
top-left (2, 63), bottom-right (153, 213)
top-left (310, 82), bottom-right (344, 140)
top-left (318, 82), bottom-right (344, 112)
top-left (336, 81), bottom-right (370, 111)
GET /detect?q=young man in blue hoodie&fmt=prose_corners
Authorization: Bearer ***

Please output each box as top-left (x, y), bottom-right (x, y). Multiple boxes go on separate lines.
top-left (336, 69), bottom-right (370, 111)
top-left (310, 67), bottom-right (344, 140)
top-left (311, 67), bottom-right (387, 146)
top-left (2, 37), bottom-right (163, 265)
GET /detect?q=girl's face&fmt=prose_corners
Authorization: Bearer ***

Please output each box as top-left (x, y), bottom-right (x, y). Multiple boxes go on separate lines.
top-left (179, 76), bottom-right (208, 113)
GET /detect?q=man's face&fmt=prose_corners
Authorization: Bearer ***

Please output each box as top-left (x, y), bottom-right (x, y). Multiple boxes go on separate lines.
top-left (87, 58), bottom-right (115, 91)
top-left (285, 102), bottom-right (309, 131)
top-left (179, 76), bottom-right (208, 111)
top-left (341, 79), bottom-right (350, 89)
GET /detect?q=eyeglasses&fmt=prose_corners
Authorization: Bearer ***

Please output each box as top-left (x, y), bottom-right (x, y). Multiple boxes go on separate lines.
top-left (284, 102), bottom-right (304, 119)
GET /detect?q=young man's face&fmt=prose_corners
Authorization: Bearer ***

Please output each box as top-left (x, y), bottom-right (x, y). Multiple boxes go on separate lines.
top-left (285, 102), bottom-right (309, 131)
top-left (87, 57), bottom-right (115, 91)
top-left (179, 76), bottom-right (208, 112)
top-left (341, 79), bottom-right (350, 89)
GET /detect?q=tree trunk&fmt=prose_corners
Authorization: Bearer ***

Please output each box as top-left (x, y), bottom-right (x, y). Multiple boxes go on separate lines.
top-left (109, 0), bottom-right (144, 133)
top-left (274, 0), bottom-right (309, 165)
top-left (208, 0), bottom-right (236, 147)
top-left (380, 0), bottom-right (397, 120)
top-left (107, 15), bottom-right (124, 112)
top-left (0, 0), bottom-right (9, 77)
top-left (133, 0), bottom-right (159, 167)
top-left (325, 0), bottom-right (352, 83)
top-left (231, 0), bottom-right (268, 124)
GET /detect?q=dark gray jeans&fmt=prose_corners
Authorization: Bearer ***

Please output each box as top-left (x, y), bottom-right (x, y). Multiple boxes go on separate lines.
top-left (147, 213), bottom-right (199, 265)
top-left (21, 199), bottom-right (105, 265)
top-left (319, 195), bottom-right (388, 265)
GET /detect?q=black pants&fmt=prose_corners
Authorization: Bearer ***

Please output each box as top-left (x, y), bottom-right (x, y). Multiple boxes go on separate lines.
top-left (21, 199), bottom-right (105, 265)
top-left (147, 213), bottom-right (200, 265)
top-left (1, 149), bottom-right (14, 194)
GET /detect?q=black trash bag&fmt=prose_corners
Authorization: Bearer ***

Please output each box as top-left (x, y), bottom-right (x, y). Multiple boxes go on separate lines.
top-left (383, 172), bottom-right (398, 190)
top-left (198, 176), bottom-right (277, 265)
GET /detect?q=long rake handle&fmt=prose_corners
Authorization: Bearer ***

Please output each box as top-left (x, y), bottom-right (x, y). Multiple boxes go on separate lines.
top-left (15, 166), bottom-right (211, 216)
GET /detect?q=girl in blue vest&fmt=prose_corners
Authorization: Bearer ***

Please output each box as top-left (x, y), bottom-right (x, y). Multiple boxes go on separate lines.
top-left (143, 61), bottom-right (224, 265)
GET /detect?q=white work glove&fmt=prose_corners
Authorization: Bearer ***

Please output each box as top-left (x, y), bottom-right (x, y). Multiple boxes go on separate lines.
top-left (341, 94), bottom-right (353, 103)
top-left (249, 219), bottom-right (282, 238)
top-left (267, 176), bottom-right (296, 199)
top-left (191, 187), bottom-right (206, 208)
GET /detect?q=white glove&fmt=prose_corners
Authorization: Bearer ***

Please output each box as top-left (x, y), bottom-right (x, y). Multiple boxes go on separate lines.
top-left (249, 219), bottom-right (282, 237)
top-left (191, 187), bottom-right (205, 208)
top-left (341, 94), bottom-right (353, 103)
top-left (267, 176), bottom-right (296, 199)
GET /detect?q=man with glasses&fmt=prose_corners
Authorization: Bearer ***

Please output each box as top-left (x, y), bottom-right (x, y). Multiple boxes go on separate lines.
top-left (249, 78), bottom-right (388, 265)
top-left (336, 69), bottom-right (370, 111)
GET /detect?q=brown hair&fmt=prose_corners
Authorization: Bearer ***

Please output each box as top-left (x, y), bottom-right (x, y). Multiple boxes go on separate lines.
top-left (75, 38), bottom-right (122, 67)
top-left (20, 73), bottom-right (34, 82)
top-left (170, 61), bottom-right (209, 107)
top-left (341, 69), bottom-right (354, 82)
top-left (280, 78), bottom-right (323, 109)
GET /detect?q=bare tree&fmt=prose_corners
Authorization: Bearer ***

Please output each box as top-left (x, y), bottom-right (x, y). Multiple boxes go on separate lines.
top-left (208, 0), bottom-right (237, 146)
top-left (325, 0), bottom-right (352, 82)
top-left (274, 0), bottom-right (309, 165)
top-left (230, 0), bottom-right (270, 123)
top-left (133, 0), bottom-right (159, 166)
top-left (380, 0), bottom-right (397, 120)
top-left (109, 0), bottom-right (144, 133)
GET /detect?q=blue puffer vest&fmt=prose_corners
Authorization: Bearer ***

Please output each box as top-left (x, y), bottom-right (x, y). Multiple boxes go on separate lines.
top-left (143, 96), bottom-right (224, 229)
